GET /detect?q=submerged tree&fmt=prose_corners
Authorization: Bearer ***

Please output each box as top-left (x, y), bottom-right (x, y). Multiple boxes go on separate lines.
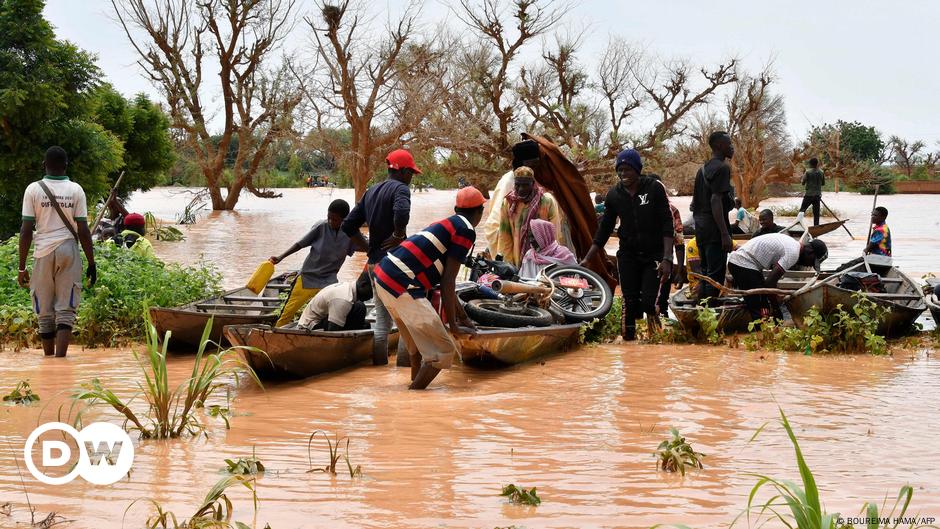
top-left (113, 0), bottom-right (303, 211)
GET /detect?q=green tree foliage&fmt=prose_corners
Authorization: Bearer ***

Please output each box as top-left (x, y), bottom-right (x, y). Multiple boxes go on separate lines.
top-left (0, 0), bottom-right (124, 237)
top-left (92, 86), bottom-right (175, 199)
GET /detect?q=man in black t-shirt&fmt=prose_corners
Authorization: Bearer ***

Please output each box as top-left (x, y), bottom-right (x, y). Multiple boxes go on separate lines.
top-left (689, 131), bottom-right (736, 302)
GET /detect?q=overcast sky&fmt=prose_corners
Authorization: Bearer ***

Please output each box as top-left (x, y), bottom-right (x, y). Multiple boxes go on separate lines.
top-left (45, 0), bottom-right (940, 145)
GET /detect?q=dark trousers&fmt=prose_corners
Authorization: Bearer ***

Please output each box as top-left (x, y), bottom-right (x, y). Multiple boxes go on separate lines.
top-left (800, 195), bottom-right (821, 226)
top-left (728, 263), bottom-right (772, 320)
top-left (657, 276), bottom-right (671, 317)
top-left (312, 301), bottom-right (368, 331)
top-left (618, 253), bottom-right (659, 335)
top-left (697, 241), bottom-right (728, 301)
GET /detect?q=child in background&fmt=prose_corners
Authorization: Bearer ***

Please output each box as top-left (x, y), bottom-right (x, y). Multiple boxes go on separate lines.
top-left (865, 206), bottom-right (892, 257)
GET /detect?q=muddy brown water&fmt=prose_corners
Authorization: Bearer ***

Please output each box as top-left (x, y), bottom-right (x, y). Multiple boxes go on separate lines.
top-left (0, 189), bottom-right (938, 528)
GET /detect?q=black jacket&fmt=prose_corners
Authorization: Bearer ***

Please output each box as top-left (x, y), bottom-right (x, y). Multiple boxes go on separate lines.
top-left (593, 177), bottom-right (673, 260)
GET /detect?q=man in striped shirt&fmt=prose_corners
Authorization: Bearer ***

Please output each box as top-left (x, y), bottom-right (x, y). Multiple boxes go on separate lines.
top-left (374, 187), bottom-right (487, 389)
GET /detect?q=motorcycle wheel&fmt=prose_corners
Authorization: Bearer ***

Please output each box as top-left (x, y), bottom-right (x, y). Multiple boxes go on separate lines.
top-left (544, 264), bottom-right (614, 322)
top-left (464, 299), bottom-right (554, 328)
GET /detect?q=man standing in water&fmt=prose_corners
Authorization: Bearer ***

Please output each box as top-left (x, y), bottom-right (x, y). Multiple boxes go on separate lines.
top-left (690, 132), bottom-right (736, 302)
top-left (342, 149), bottom-right (417, 365)
top-left (373, 187), bottom-right (486, 389)
top-left (580, 149), bottom-right (674, 340)
top-left (18, 146), bottom-right (97, 357)
top-left (799, 158), bottom-right (825, 226)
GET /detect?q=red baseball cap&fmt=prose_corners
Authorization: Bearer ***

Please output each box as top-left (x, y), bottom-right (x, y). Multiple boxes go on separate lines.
top-left (124, 213), bottom-right (145, 227)
top-left (386, 149), bottom-right (422, 174)
top-left (455, 186), bottom-right (487, 209)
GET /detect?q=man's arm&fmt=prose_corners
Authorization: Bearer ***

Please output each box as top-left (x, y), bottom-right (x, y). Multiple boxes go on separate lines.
top-left (673, 244), bottom-right (686, 287)
top-left (654, 184), bottom-right (674, 278)
top-left (271, 225), bottom-right (319, 263)
top-left (381, 184), bottom-right (411, 250)
top-left (17, 221), bottom-right (34, 288)
top-left (801, 172), bottom-right (807, 186)
top-left (76, 220), bottom-right (96, 286)
top-left (441, 255), bottom-right (474, 334)
top-left (710, 194), bottom-right (732, 251)
top-left (766, 263), bottom-right (787, 288)
top-left (340, 201), bottom-right (366, 237)
top-left (580, 191), bottom-right (617, 266)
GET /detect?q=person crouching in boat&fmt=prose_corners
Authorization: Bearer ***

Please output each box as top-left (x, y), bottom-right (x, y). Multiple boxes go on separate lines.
top-left (297, 271), bottom-right (372, 332)
top-left (113, 212), bottom-right (157, 260)
top-left (373, 187), bottom-right (486, 390)
top-left (580, 149), bottom-right (675, 341)
top-left (519, 219), bottom-right (577, 278)
top-left (728, 234), bottom-right (828, 321)
top-left (269, 199), bottom-right (365, 327)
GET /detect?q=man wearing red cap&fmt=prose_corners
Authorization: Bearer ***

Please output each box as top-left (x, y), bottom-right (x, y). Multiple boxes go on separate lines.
top-left (373, 186), bottom-right (486, 389)
top-left (113, 212), bottom-right (157, 260)
top-left (342, 148), bottom-right (419, 365)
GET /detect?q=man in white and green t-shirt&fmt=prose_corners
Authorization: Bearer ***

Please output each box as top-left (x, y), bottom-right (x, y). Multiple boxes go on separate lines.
top-left (18, 147), bottom-right (97, 357)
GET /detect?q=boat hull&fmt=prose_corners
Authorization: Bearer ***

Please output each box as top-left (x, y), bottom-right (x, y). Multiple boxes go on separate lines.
top-left (669, 287), bottom-right (752, 335)
top-left (457, 324), bottom-right (581, 366)
top-left (223, 324), bottom-right (398, 380)
top-left (149, 307), bottom-right (277, 351)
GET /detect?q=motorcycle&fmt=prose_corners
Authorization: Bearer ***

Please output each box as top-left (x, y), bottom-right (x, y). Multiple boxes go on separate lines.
top-left (458, 254), bottom-right (614, 327)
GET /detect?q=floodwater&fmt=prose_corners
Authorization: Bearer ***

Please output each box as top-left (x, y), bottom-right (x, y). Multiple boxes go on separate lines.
top-left (0, 188), bottom-right (938, 528)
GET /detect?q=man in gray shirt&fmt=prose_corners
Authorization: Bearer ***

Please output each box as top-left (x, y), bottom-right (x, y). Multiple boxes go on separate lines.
top-left (799, 158), bottom-right (825, 226)
top-left (270, 199), bottom-right (365, 326)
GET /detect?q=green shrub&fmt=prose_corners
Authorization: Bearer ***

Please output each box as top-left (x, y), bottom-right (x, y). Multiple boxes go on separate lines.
top-left (0, 237), bottom-right (221, 347)
top-left (579, 297), bottom-right (622, 344)
top-left (654, 427), bottom-right (704, 475)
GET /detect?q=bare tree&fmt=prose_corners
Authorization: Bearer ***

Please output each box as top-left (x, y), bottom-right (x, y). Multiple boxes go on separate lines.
top-left (596, 37), bottom-right (644, 157)
top-left (113, 0), bottom-right (303, 211)
top-left (888, 135), bottom-right (926, 177)
top-left (423, 0), bottom-right (571, 187)
top-left (296, 0), bottom-right (450, 199)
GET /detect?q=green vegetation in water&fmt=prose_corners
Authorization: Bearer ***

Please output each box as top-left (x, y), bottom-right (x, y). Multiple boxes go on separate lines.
top-left (208, 405), bottom-right (232, 429)
top-left (3, 380), bottom-right (40, 405)
top-left (579, 297), bottom-right (622, 344)
top-left (500, 484), bottom-right (541, 506)
top-left (130, 475), bottom-right (263, 529)
top-left (730, 408), bottom-right (935, 529)
top-left (694, 304), bottom-right (723, 345)
top-left (144, 212), bottom-right (185, 242)
top-left (75, 315), bottom-right (262, 439)
top-left (306, 430), bottom-right (362, 478)
top-left (744, 293), bottom-right (888, 355)
top-left (0, 237), bottom-right (221, 348)
top-left (654, 427), bottom-right (705, 475)
top-left (224, 448), bottom-right (265, 475)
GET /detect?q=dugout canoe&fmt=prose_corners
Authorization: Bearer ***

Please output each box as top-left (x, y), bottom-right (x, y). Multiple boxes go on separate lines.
top-left (731, 220), bottom-right (847, 241)
top-left (149, 272), bottom-right (296, 352)
top-left (457, 324), bottom-right (581, 367)
top-left (222, 324), bottom-right (399, 380)
top-left (668, 286), bottom-right (752, 335)
top-left (785, 260), bottom-right (925, 337)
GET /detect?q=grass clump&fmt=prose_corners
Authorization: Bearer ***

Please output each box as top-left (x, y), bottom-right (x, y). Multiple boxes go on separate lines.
top-left (745, 293), bottom-right (888, 355)
top-left (224, 449), bottom-right (265, 475)
top-left (144, 212), bottom-right (185, 241)
top-left (3, 380), bottom-right (40, 405)
top-left (130, 475), bottom-right (261, 529)
top-left (75, 314), bottom-right (261, 439)
top-left (500, 484), bottom-right (541, 506)
top-left (306, 431), bottom-right (362, 478)
top-left (579, 297), bottom-right (622, 344)
top-left (694, 305), bottom-right (723, 344)
top-left (0, 237), bottom-right (221, 348)
top-left (655, 427), bottom-right (705, 475)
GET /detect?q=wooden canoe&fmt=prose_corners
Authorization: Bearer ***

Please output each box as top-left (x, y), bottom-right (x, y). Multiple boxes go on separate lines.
top-left (669, 286), bottom-right (752, 335)
top-left (457, 324), bottom-right (581, 367)
top-left (149, 272), bottom-right (295, 352)
top-left (732, 220), bottom-right (847, 241)
top-left (785, 260), bottom-right (926, 337)
top-left (222, 324), bottom-right (399, 380)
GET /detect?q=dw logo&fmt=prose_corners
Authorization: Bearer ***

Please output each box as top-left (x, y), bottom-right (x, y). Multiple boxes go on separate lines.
top-left (24, 422), bottom-right (134, 485)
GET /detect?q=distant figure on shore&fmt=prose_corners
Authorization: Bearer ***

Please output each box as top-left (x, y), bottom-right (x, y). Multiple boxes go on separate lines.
top-left (689, 131), bottom-right (736, 302)
top-left (865, 206), bottom-right (892, 257)
top-left (753, 209), bottom-right (784, 238)
top-left (729, 197), bottom-right (753, 234)
top-left (800, 158), bottom-right (825, 226)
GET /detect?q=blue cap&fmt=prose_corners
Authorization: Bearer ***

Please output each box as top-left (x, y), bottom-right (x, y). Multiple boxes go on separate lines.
top-left (615, 149), bottom-right (642, 174)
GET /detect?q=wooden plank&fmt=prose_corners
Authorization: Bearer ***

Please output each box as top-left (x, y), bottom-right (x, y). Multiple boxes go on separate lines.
top-left (195, 303), bottom-right (279, 312)
top-left (268, 284), bottom-right (292, 290)
top-left (223, 296), bottom-right (282, 303)
top-left (861, 293), bottom-right (924, 300)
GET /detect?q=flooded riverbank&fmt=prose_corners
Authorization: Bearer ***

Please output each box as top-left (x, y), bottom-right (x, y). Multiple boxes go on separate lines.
top-left (1, 188), bottom-right (938, 528)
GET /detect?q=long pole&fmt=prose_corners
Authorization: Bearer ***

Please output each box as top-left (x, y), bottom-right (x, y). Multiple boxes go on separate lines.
top-left (819, 198), bottom-right (853, 238)
top-left (90, 171), bottom-right (125, 234)
top-left (862, 184), bottom-right (881, 273)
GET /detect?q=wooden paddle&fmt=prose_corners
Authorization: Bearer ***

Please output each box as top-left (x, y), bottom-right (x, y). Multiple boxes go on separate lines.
top-left (819, 198), bottom-right (853, 238)
top-left (862, 184), bottom-right (881, 274)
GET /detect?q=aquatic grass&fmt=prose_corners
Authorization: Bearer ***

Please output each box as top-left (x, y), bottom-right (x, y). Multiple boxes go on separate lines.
top-left (3, 380), bottom-right (40, 405)
top-left (224, 448), bottom-right (266, 475)
top-left (144, 212), bottom-right (185, 242)
top-left (694, 305), bottom-right (723, 345)
top-left (655, 427), bottom-right (705, 475)
top-left (306, 431), bottom-right (362, 478)
top-left (579, 297), bottom-right (622, 344)
top-left (500, 484), bottom-right (541, 506)
top-left (128, 475), bottom-right (261, 529)
top-left (76, 313), bottom-right (263, 439)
